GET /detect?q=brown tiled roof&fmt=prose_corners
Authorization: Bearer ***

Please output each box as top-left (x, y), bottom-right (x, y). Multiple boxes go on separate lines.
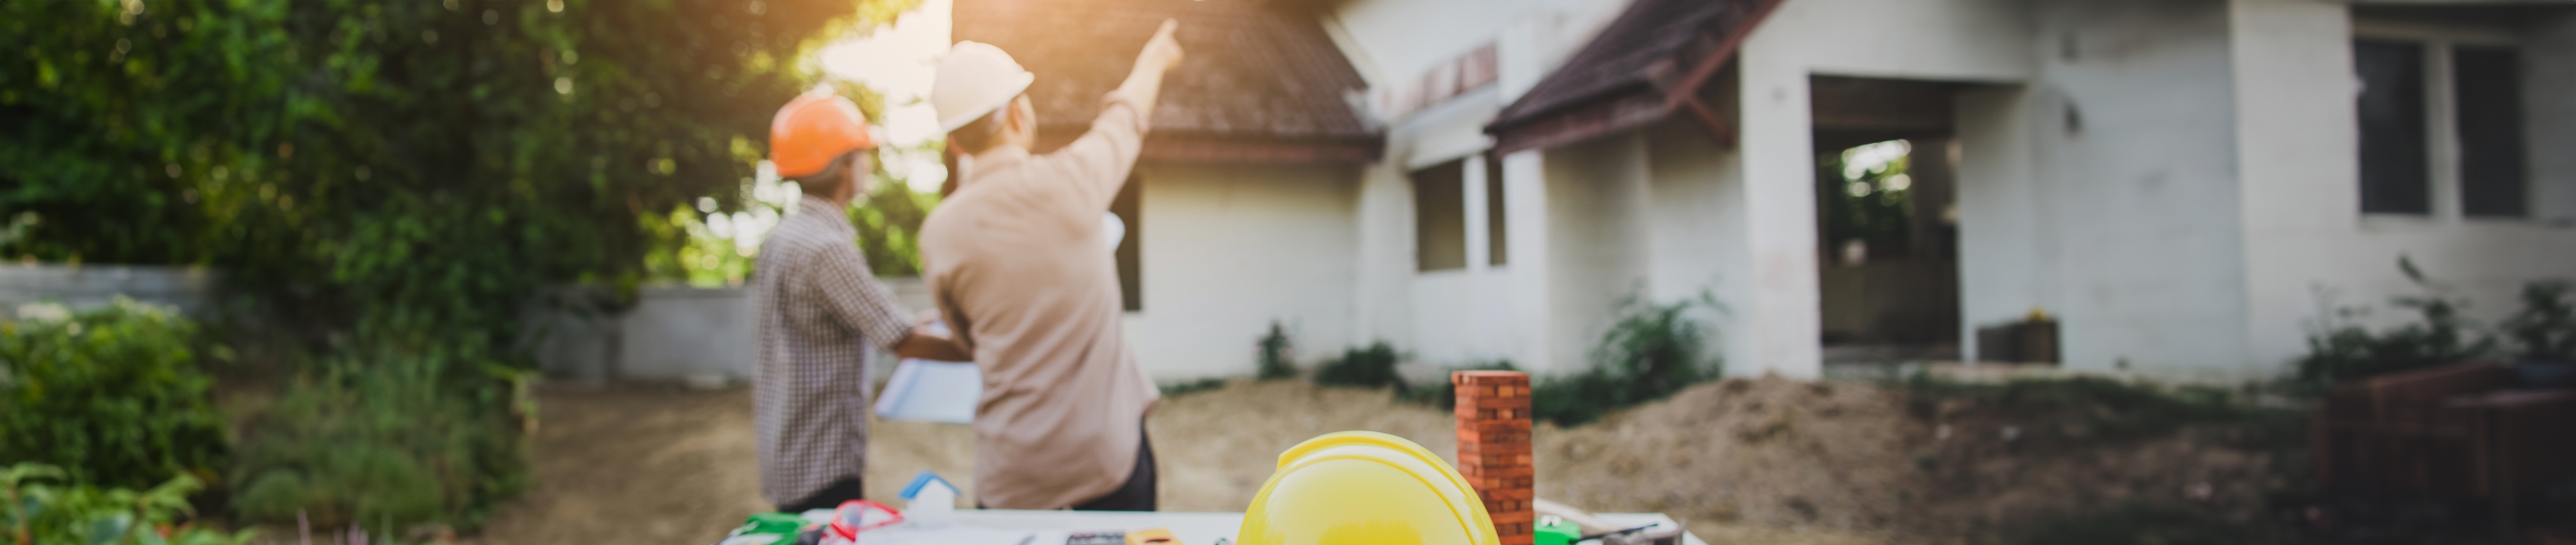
top-left (1487, 0), bottom-right (1777, 151)
top-left (951, 0), bottom-right (1377, 147)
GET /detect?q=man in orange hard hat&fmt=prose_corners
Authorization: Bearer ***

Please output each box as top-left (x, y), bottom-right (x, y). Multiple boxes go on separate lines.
top-left (917, 20), bottom-right (1183, 511)
top-left (751, 90), bottom-right (967, 513)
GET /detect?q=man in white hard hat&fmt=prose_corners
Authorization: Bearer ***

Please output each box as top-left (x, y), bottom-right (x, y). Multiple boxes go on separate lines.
top-left (916, 20), bottom-right (1183, 511)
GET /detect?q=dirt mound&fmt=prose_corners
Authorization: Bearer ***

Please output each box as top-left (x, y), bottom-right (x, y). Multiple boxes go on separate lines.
top-left (1535, 377), bottom-right (2285, 542)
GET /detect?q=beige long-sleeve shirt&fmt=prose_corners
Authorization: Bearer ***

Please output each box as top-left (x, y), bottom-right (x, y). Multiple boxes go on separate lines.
top-left (751, 195), bottom-right (915, 506)
top-left (917, 91), bottom-right (1160, 510)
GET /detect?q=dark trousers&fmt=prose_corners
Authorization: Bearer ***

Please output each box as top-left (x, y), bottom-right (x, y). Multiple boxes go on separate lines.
top-left (1070, 425), bottom-right (1157, 511)
top-left (777, 477), bottom-right (864, 513)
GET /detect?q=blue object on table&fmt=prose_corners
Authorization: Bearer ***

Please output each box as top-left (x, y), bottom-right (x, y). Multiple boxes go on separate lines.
top-left (901, 471), bottom-right (960, 501)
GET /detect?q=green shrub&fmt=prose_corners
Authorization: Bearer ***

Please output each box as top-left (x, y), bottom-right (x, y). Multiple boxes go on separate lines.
top-left (1314, 342), bottom-right (1403, 390)
top-left (1530, 294), bottom-right (1724, 426)
top-left (3, 463), bottom-right (251, 545)
top-left (229, 345), bottom-right (533, 533)
top-left (2502, 280), bottom-right (2576, 363)
top-left (0, 299), bottom-right (228, 490)
top-left (1256, 321), bottom-right (1296, 381)
top-left (2297, 258), bottom-right (2498, 384)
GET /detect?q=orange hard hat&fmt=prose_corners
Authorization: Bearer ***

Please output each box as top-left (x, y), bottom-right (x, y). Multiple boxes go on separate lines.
top-left (770, 90), bottom-right (877, 178)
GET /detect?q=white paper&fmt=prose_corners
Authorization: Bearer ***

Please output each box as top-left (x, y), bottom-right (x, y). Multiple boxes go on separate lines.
top-left (874, 359), bottom-right (981, 424)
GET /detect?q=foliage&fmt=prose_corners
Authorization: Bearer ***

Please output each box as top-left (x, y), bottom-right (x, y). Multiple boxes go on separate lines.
top-left (1313, 342), bottom-right (1403, 390)
top-left (2296, 258), bottom-right (2498, 384)
top-left (1, 0), bottom-right (911, 526)
top-left (848, 173), bottom-right (940, 277)
top-left (0, 299), bottom-right (228, 490)
top-left (1256, 321), bottom-right (1295, 381)
top-left (1815, 140), bottom-right (1917, 259)
top-left (228, 347), bottom-right (536, 533)
top-left (2501, 280), bottom-right (2576, 363)
top-left (1528, 293), bottom-right (1725, 426)
top-left (3, 463), bottom-right (251, 545)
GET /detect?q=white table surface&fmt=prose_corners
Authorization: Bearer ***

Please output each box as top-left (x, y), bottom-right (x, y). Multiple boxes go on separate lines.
top-left (889, 509), bottom-right (1706, 545)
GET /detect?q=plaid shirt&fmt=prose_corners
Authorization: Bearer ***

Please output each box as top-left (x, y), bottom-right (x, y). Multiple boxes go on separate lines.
top-left (752, 195), bottom-right (914, 506)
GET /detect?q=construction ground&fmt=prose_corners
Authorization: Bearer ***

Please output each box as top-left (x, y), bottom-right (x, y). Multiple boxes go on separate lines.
top-left (453, 375), bottom-right (2302, 545)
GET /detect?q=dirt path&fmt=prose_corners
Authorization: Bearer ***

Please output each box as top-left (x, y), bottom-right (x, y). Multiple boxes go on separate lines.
top-left (464, 379), bottom-right (2278, 545)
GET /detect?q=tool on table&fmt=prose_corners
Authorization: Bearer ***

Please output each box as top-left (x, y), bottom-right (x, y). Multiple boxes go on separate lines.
top-left (1124, 528), bottom-right (1179, 545)
top-left (818, 499), bottom-right (906, 545)
top-left (1066, 531), bottom-right (1127, 545)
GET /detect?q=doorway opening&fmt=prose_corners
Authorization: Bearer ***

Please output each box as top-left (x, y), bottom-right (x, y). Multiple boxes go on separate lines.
top-left (1809, 75), bottom-right (1964, 370)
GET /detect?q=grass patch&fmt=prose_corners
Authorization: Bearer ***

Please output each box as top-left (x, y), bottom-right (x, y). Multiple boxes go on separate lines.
top-left (1997, 502), bottom-right (2295, 545)
top-left (1901, 374), bottom-right (2310, 450)
top-left (1158, 378), bottom-right (1229, 397)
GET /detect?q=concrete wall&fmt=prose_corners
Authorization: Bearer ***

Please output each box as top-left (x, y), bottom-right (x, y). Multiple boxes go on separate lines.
top-left (1539, 134), bottom-right (1656, 374)
top-left (2233, 3), bottom-right (2576, 376)
top-left (1125, 164), bottom-right (1362, 380)
top-left (1640, 119), bottom-right (1753, 375)
top-left (0, 264), bottom-right (221, 317)
top-left (2035, 2), bottom-right (2253, 376)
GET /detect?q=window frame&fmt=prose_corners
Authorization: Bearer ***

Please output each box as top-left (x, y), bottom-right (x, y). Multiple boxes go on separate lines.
top-left (2352, 21), bottom-right (2531, 222)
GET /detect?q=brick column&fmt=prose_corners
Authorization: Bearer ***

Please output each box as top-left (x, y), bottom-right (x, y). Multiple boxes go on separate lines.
top-left (1453, 371), bottom-right (1533, 545)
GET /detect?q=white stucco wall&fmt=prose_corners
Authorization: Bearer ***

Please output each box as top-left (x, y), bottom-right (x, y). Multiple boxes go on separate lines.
top-left (1538, 134), bottom-right (1656, 375)
top-left (2039, 2), bottom-right (2253, 376)
top-left (1330, 0), bottom-right (1633, 96)
top-left (1640, 119), bottom-right (1754, 375)
top-left (2234, 3), bottom-right (2576, 376)
top-left (1126, 164), bottom-right (1363, 381)
top-left (1757, 0), bottom-right (2035, 82)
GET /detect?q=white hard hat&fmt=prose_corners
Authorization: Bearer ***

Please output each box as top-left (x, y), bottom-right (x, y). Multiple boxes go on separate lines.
top-left (932, 42), bottom-right (1036, 135)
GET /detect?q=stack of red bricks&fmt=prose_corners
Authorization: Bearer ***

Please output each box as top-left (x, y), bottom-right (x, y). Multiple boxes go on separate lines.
top-left (1453, 371), bottom-right (1534, 545)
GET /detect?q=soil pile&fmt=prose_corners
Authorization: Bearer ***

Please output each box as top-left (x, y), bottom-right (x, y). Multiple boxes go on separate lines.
top-left (1535, 377), bottom-right (2287, 543)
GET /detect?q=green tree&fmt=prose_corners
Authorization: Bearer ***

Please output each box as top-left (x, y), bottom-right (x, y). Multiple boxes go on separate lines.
top-left (2, 0), bottom-right (917, 528)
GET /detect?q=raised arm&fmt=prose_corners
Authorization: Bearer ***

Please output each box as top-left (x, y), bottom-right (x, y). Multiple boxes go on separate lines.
top-left (1050, 19), bottom-right (1185, 211)
top-left (1117, 19), bottom-right (1185, 116)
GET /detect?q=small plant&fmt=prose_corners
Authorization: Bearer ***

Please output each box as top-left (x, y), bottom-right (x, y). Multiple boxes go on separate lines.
top-left (3, 463), bottom-right (251, 545)
top-left (2501, 280), bottom-right (2576, 363)
top-left (1529, 293), bottom-right (1725, 426)
top-left (2297, 257), bottom-right (2498, 384)
top-left (229, 343), bottom-right (533, 533)
top-left (1313, 342), bottom-right (1403, 390)
top-left (0, 298), bottom-right (229, 490)
top-left (1256, 321), bottom-right (1296, 381)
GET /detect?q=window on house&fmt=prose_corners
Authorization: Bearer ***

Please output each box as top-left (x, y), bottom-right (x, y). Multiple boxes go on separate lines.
top-left (2355, 39), bottom-right (2431, 215)
top-left (1113, 174), bottom-right (1142, 311)
top-left (2454, 46), bottom-right (2526, 217)
top-left (1484, 155), bottom-right (1508, 267)
top-left (2351, 37), bottom-right (2529, 218)
top-left (1413, 161), bottom-right (1467, 272)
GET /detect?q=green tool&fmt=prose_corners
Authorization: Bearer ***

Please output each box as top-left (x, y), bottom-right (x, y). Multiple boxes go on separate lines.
top-left (1535, 516), bottom-right (1581, 545)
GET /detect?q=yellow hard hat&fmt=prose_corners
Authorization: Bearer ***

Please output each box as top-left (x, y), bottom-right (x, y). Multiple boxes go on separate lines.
top-left (1236, 432), bottom-right (1501, 545)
